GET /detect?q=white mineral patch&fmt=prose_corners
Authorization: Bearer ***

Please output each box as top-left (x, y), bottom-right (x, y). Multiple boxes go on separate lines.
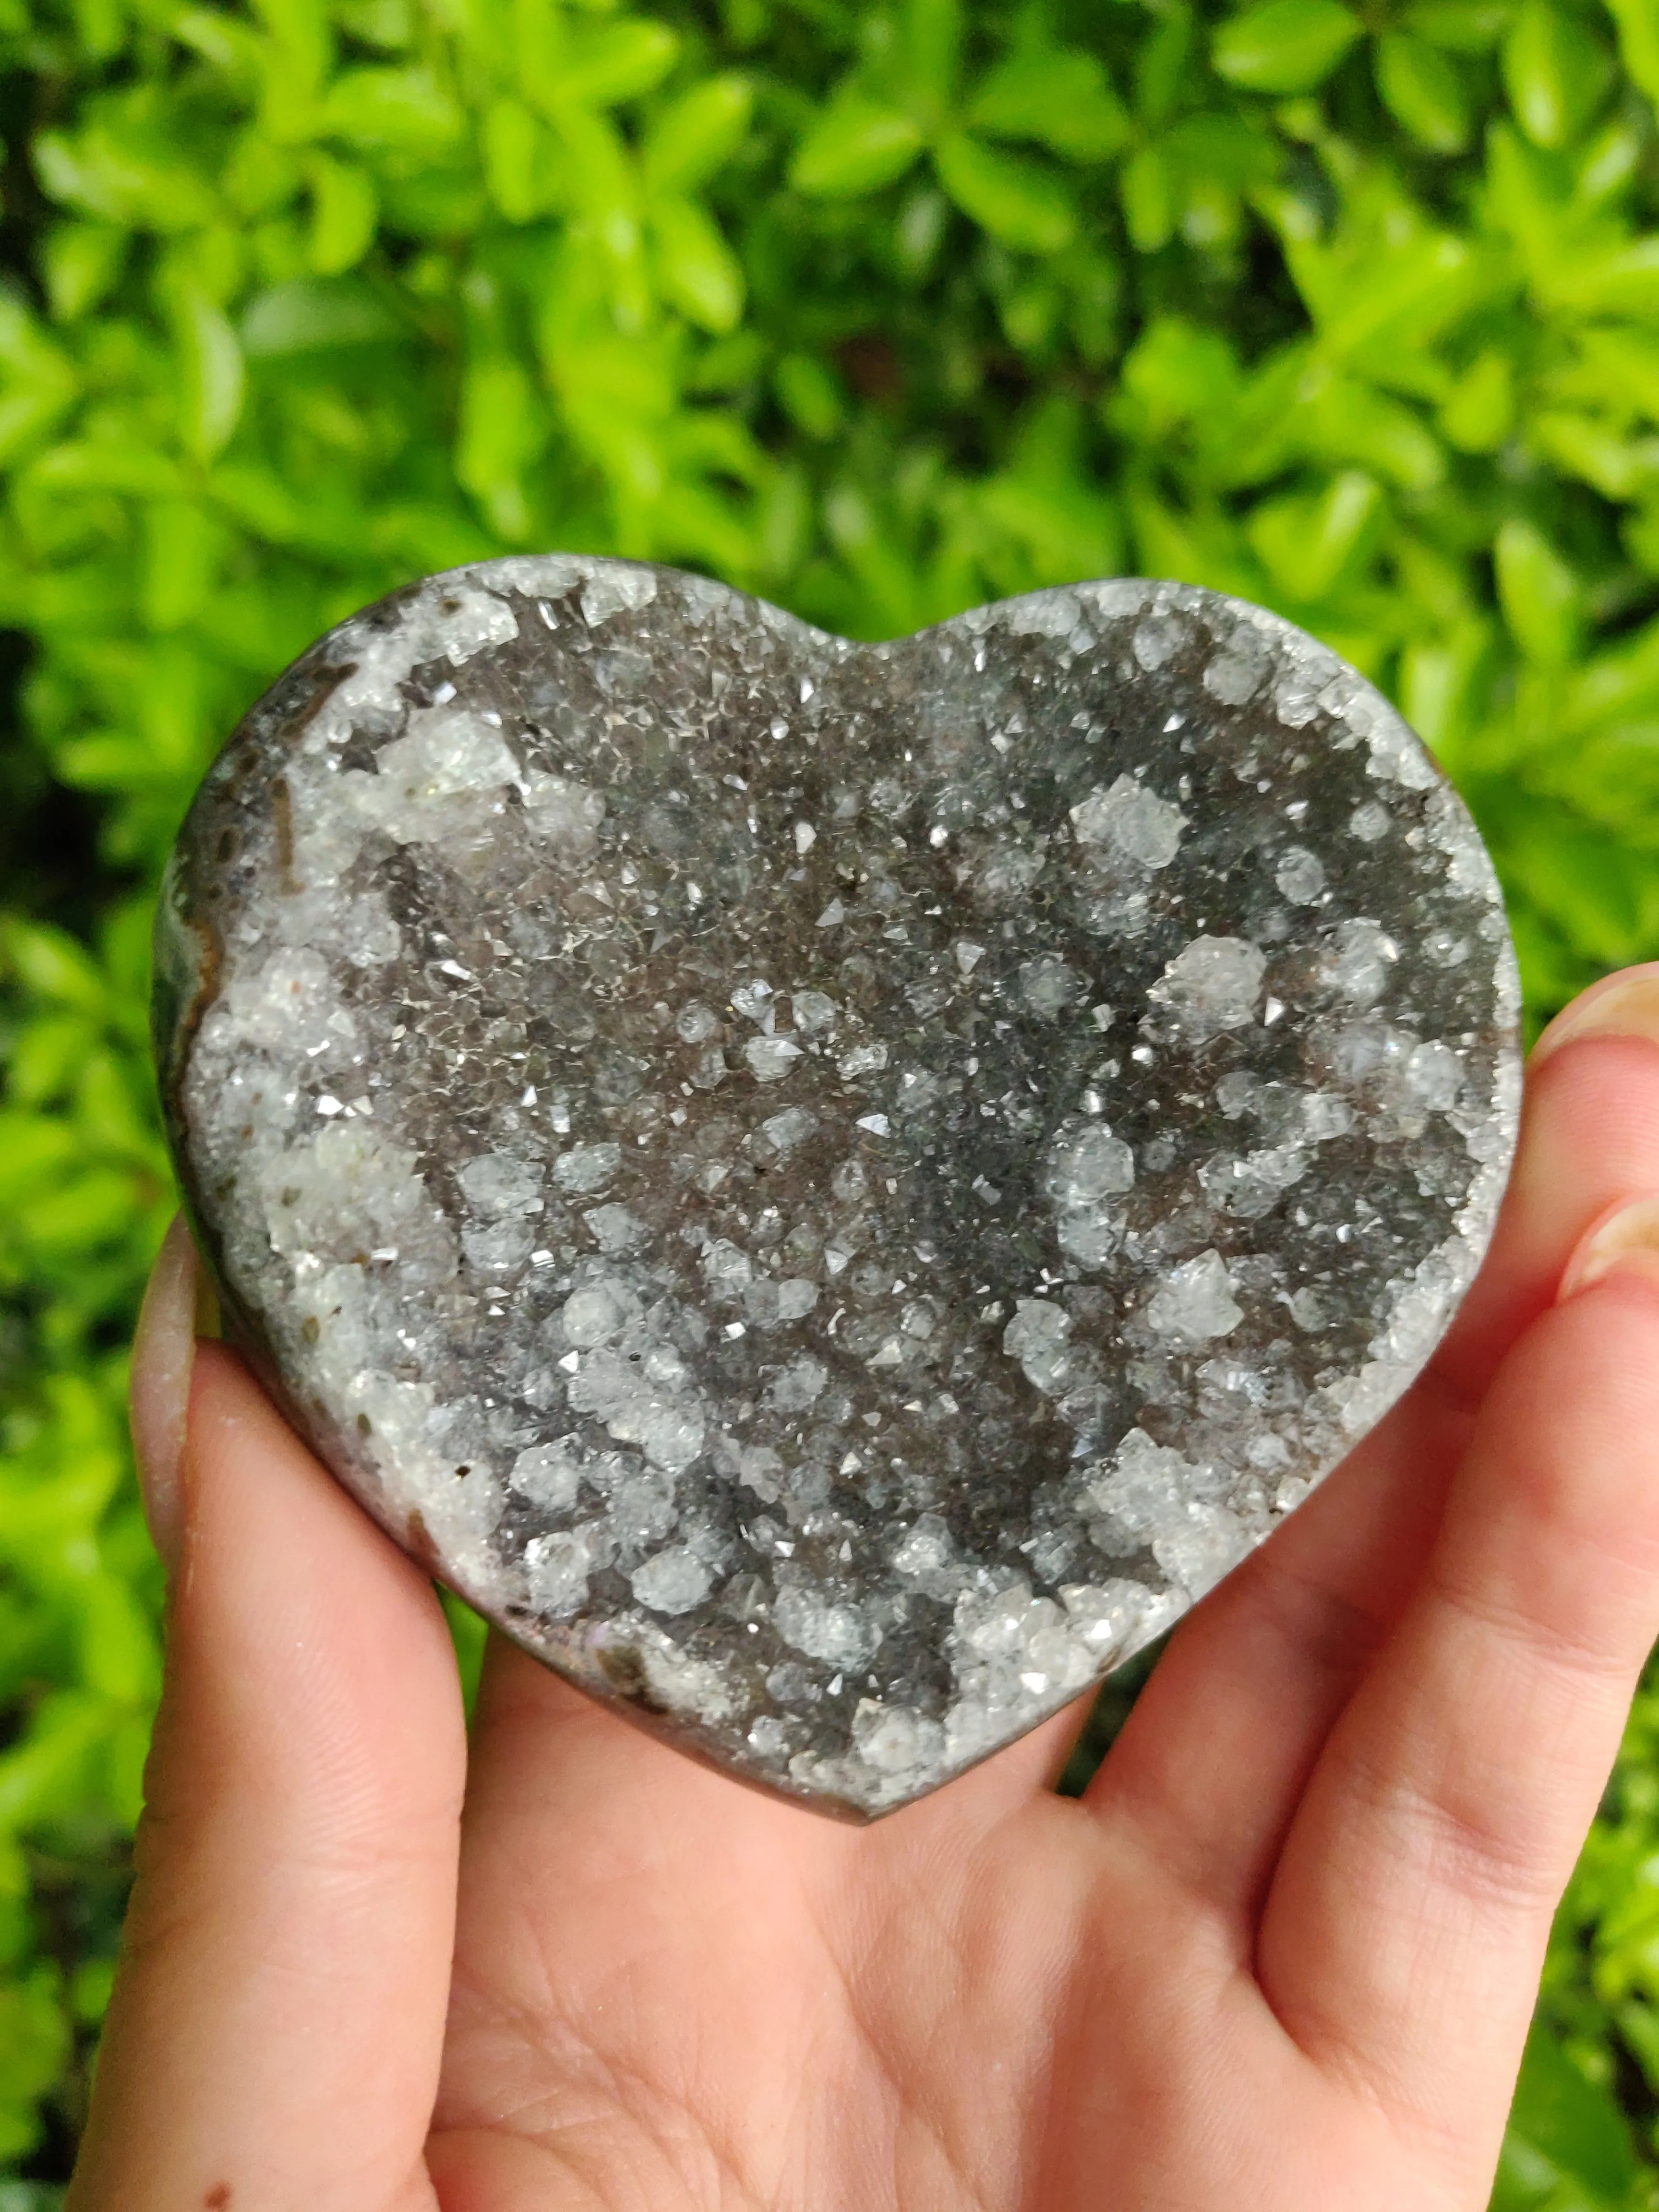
top-left (459, 1153), bottom-right (544, 1217)
top-left (583, 1203), bottom-right (647, 1252)
top-left (1153, 1503), bottom-right (1249, 1598)
top-left (1003, 1298), bottom-right (1074, 1392)
top-left (792, 989), bottom-right (837, 1034)
top-left (1150, 936), bottom-right (1267, 1034)
top-left (745, 1034), bottom-right (803, 1082)
top-left (838, 1041), bottom-right (888, 1078)
top-left (581, 565), bottom-right (658, 625)
top-left (773, 1585), bottom-right (879, 1667)
top-left (1144, 1251), bottom-right (1244, 1343)
top-left (553, 1143), bottom-right (621, 1194)
top-left (1018, 956), bottom-right (1082, 1019)
top-left (1274, 847), bottom-right (1326, 904)
top-left (1004, 588), bottom-right (1080, 637)
top-left (526, 1527), bottom-right (604, 1615)
top-left (1132, 612), bottom-right (1188, 670)
top-left (631, 1547), bottom-right (712, 1614)
top-left (1200, 1145), bottom-right (1308, 1219)
top-left (1202, 627), bottom-right (1272, 704)
top-left (510, 1439), bottom-right (585, 1511)
top-left (852, 1699), bottom-right (946, 1775)
top-left (1088, 1429), bottom-right (1219, 1539)
top-left (1323, 918), bottom-right (1398, 1006)
top-left (1070, 773), bottom-right (1187, 867)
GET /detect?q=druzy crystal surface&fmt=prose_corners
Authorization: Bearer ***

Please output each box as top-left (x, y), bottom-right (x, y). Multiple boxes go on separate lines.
top-left (156, 558), bottom-right (1521, 1817)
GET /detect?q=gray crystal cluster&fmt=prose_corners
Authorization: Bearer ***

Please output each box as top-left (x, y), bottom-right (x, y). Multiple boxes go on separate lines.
top-left (155, 558), bottom-right (1520, 1817)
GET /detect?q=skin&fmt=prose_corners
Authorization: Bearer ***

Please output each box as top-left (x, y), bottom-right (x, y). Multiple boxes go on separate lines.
top-left (67, 962), bottom-right (1659, 2212)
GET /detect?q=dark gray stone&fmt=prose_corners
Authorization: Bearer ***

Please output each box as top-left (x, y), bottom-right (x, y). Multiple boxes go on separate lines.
top-left (155, 558), bottom-right (1520, 1817)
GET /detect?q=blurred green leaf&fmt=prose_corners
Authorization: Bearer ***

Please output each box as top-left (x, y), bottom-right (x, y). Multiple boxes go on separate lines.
top-left (241, 276), bottom-right (402, 354)
top-left (1495, 516), bottom-right (1584, 666)
top-left (790, 96), bottom-right (925, 198)
top-left (934, 133), bottom-right (1075, 253)
top-left (553, 17), bottom-right (680, 107)
top-left (1212, 0), bottom-right (1362, 92)
top-left (321, 67), bottom-right (466, 155)
top-left (306, 154), bottom-right (377, 274)
top-left (1375, 32), bottom-right (1472, 151)
top-left (41, 225), bottom-right (126, 324)
top-left (1602, 0), bottom-right (1659, 98)
top-left (652, 196), bottom-right (745, 331)
top-left (1501, 2027), bottom-right (1643, 2207)
top-left (171, 289), bottom-right (245, 461)
top-left (641, 74), bottom-right (752, 192)
top-left (1501, 0), bottom-right (1614, 148)
top-left (969, 47), bottom-right (1130, 161)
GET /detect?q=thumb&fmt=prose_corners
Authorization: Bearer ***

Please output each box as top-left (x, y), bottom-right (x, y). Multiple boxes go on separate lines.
top-left (69, 1217), bottom-right (465, 2212)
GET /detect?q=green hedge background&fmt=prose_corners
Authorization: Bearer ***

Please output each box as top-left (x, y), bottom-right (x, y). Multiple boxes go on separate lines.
top-left (1, 0), bottom-right (1658, 2196)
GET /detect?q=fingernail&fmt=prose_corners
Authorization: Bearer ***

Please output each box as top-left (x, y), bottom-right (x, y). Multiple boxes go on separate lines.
top-left (1531, 965), bottom-right (1659, 1069)
top-left (1559, 1195), bottom-right (1659, 1303)
top-left (130, 1214), bottom-right (204, 1572)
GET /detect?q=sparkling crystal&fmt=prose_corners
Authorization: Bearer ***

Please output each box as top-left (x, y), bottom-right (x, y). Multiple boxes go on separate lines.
top-left (155, 560), bottom-right (1521, 1818)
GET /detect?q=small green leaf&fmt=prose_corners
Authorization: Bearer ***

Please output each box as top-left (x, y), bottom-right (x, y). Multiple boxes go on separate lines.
top-left (555, 18), bottom-right (679, 108)
top-left (904, 0), bottom-right (963, 110)
top-left (0, 1966), bottom-right (68, 2168)
top-left (172, 288), bottom-right (243, 461)
top-left (774, 351), bottom-right (843, 439)
top-left (34, 114), bottom-right (217, 231)
top-left (141, 500), bottom-right (226, 630)
top-left (3, 923), bottom-right (107, 1015)
top-left (305, 154), bottom-right (376, 275)
top-left (481, 98), bottom-right (564, 223)
top-left (1602, 0), bottom-right (1659, 99)
top-left (1374, 33), bottom-right (1471, 151)
top-left (1134, 8), bottom-right (1194, 121)
top-left (455, 352), bottom-right (545, 543)
top-left (1248, 468), bottom-right (1383, 601)
top-left (42, 222), bottom-right (126, 321)
top-left (321, 68), bottom-right (466, 156)
top-left (1541, 238), bottom-right (1659, 315)
top-left (652, 196), bottom-right (745, 332)
top-left (1117, 315), bottom-right (1243, 437)
top-left (641, 74), bottom-right (752, 192)
top-left (1440, 349), bottom-right (1514, 450)
top-left (1405, 0), bottom-right (1511, 48)
top-left (1120, 144), bottom-right (1175, 253)
top-left (1502, 0), bottom-right (1613, 148)
top-left (1504, 2026), bottom-right (1654, 2203)
top-left (968, 47), bottom-right (1129, 161)
top-left (241, 276), bottom-right (402, 355)
top-left (1212, 0), bottom-right (1362, 93)
top-left (933, 133), bottom-right (1075, 254)
top-left (1495, 516), bottom-right (1582, 666)
top-left (790, 96), bottom-right (924, 197)
top-left (336, 0), bottom-right (412, 48)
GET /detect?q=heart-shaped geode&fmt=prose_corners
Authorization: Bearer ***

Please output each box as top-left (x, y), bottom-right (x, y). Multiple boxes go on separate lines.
top-left (156, 558), bottom-right (1520, 1817)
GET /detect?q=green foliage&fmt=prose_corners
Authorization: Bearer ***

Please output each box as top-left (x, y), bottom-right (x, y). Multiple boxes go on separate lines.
top-left (0, 0), bottom-right (1654, 2191)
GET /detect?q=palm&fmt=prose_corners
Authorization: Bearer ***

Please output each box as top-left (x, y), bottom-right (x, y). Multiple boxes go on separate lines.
top-left (429, 1378), bottom-right (1492, 2211)
top-left (434, 1668), bottom-right (1361, 2212)
top-left (70, 1001), bottom-right (1659, 2212)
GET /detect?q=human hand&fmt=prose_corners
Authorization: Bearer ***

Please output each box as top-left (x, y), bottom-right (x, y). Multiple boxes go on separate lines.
top-left (68, 967), bottom-right (1659, 2212)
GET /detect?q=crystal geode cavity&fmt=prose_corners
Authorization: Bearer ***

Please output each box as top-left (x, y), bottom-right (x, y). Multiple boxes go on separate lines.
top-left (155, 558), bottom-right (1520, 1817)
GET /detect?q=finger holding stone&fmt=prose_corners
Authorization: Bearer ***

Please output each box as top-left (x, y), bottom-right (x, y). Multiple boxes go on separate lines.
top-left (1083, 970), bottom-right (1659, 1925)
top-left (1083, 1389), bottom-right (1458, 1927)
top-left (1256, 1249), bottom-right (1659, 2160)
top-left (70, 1291), bottom-right (464, 2212)
top-left (1420, 961), bottom-right (1659, 1405)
